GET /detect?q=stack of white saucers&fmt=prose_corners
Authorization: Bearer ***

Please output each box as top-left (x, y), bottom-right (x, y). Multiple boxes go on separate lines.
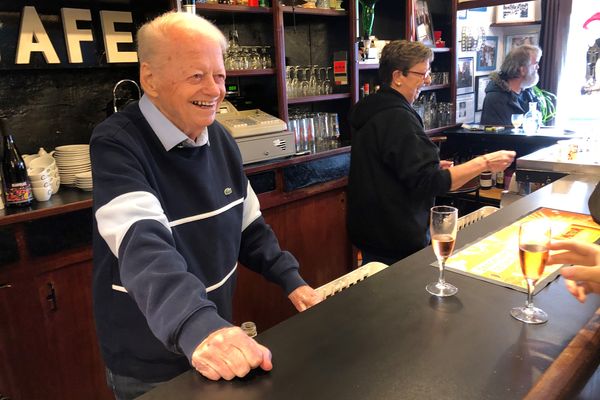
top-left (75, 171), bottom-right (93, 191)
top-left (53, 144), bottom-right (91, 187)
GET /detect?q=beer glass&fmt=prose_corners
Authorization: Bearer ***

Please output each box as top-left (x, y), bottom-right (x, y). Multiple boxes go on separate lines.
top-left (426, 206), bottom-right (459, 297)
top-left (510, 219), bottom-right (551, 324)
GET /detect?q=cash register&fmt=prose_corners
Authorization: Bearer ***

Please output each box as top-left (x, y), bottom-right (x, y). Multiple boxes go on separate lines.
top-left (215, 100), bottom-right (294, 164)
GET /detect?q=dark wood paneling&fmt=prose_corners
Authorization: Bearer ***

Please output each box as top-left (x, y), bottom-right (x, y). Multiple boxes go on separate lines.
top-left (36, 262), bottom-right (113, 400)
top-left (233, 188), bottom-right (352, 330)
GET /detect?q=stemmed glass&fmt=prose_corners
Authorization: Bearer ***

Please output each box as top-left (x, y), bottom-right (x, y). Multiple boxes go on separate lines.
top-left (511, 114), bottom-right (524, 132)
top-left (426, 206), bottom-right (459, 297)
top-left (510, 219), bottom-right (551, 324)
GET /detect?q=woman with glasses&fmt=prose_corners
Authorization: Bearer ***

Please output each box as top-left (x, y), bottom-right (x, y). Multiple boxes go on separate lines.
top-left (480, 45), bottom-right (542, 126)
top-left (347, 40), bottom-right (515, 265)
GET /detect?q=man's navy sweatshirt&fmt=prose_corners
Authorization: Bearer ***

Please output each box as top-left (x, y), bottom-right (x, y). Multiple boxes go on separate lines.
top-left (91, 102), bottom-right (305, 381)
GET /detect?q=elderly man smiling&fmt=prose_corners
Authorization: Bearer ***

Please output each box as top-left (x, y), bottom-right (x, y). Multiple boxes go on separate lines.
top-left (90, 11), bottom-right (321, 400)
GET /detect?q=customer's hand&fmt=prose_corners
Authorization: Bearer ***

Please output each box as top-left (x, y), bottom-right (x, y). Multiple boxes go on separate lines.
top-left (547, 240), bottom-right (600, 303)
top-left (191, 326), bottom-right (272, 380)
top-left (481, 150), bottom-right (516, 172)
top-left (288, 285), bottom-right (323, 311)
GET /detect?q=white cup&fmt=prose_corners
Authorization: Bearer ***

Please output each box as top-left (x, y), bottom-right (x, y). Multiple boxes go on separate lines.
top-left (31, 178), bottom-right (51, 188)
top-left (30, 155), bottom-right (56, 170)
top-left (27, 167), bottom-right (49, 181)
top-left (32, 186), bottom-right (52, 202)
top-left (51, 178), bottom-right (60, 194)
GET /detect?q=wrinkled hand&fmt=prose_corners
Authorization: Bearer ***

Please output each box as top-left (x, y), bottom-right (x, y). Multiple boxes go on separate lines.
top-left (439, 160), bottom-right (454, 170)
top-left (482, 150), bottom-right (516, 172)
top-left (288, 285), bottom-right (323, 312)
top-left (191, 326), bottom-right (272, 381)
top-left (547, 240), bottom-right (600, 303)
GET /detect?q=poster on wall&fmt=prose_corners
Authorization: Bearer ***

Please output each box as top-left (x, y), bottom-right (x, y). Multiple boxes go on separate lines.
top-left (475, 75), bottom-right (491, 111)
top-left (476, 36), bottom-right (498, 71)
top-left (456, 93), bottom-right (476, 123)
top-left (495, 1), bottom-right (537, 24)
top-left (457, 56), bottom-right (475, 95)
top-left (504, 31), bottom-right (540, 55)
top-left (414, 1), bottom-right (435, 47)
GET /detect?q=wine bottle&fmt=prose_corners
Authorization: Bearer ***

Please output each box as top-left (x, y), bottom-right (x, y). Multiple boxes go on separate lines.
top-left (1, 119), bottom-right (33, 207)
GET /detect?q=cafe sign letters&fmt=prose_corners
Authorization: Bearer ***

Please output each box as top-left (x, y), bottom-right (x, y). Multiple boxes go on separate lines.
top-left (9, 6), bottom-right (138, 66)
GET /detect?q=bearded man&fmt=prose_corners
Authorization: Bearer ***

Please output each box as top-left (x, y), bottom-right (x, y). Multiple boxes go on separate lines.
top-left (480, 45), bottom-right (542, 126)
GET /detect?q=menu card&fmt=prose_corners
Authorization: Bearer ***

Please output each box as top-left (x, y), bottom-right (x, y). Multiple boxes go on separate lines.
top-left (442, 208), bottom-right (600, 294)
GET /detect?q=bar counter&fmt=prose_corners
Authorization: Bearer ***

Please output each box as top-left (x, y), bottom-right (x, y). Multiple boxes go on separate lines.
top-left (140, 173), bottom-right (600, 400)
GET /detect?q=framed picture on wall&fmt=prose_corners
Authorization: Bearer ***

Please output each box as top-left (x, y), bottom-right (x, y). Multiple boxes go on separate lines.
top-left (475, 75), bottom-right (491, 111)
top-left (457, 56), bottom-right (475, 95)
top-left (495, 1), bottom-right (537, 24)
top-left (504, 31), bottom-right (540, 56)
top-left (456, 93), bottom-right (475, 124)
top-left (476, 36), bottom-right (498, 71)
top-left (414, 0), bottom-right (435, 47)
top-left (457, 10), bottom-right (467, 19)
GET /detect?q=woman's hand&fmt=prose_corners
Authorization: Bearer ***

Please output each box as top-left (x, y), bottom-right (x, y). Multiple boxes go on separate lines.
top-left (481, 150), bottom-right (516, 172)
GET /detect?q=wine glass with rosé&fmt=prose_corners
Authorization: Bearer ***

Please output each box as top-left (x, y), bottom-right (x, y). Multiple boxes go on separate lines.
top-left (510, 219), bottom-right (551, 324)
top-left (426, 206), bottom-right (459, 297)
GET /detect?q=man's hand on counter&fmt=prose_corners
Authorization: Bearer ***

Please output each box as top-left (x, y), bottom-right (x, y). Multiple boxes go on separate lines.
top-left (288, 285), bottom-right (324, 312)
top-left (191, 327), bottom-right (273, 381)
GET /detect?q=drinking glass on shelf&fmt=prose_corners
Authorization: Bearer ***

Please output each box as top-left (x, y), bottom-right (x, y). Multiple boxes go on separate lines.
top-left (426, 206), bottom-right (458, 297)
top-left (511, 114), bottom-right (524, 132)
top-left (510, 219), bottom-right (551, 324)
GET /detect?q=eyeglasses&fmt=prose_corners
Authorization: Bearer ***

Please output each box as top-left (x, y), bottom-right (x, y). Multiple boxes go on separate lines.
top-left (406, 69), bottom-right (432, 79)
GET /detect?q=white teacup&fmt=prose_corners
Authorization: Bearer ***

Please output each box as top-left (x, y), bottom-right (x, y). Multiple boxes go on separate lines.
top-left (32, 186), bottom-right (52, 202)
top-left (31, 178), bottom-right (51, 188)
top-left (28, 167), bottom-right (50, 181)
top-left (23, 154), bottom-right (40, 168)
top-left (51, 178), bottom-right (60, 194)
top-left (30, 155), bottom-right (56, 170)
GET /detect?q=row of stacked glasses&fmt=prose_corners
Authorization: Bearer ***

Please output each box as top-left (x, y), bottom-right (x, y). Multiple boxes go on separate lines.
top-left (225, 29), bottom-right (272, 70)
top-left (225, 46), bottom-right (272, 70)
top-left (288, 112), bottom-right (340, 153)
top-left (413, 92), bottom-right (454, 130)
top-left (286, 65), bottom-right (333, 98)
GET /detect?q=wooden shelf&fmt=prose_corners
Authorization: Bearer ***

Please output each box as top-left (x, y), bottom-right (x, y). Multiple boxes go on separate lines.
top-left (287, 93), bottom-right (351, 104)
top-left (457, 0), bottom-right (528, 11)
top-left (196, 3), bottom-right (272, 14)
top-left (358, 62), bottom-right (379, 70)
top-left (226, 68), bottom-right (275, 77)
top-left (0, 188), bottom-right (92, 227)
top-left (422, 84), bottom-right (451, 91)
top-left (280, 5), bottom-right (347, 16)
top-left (490, 21), bottom-right (541, 27)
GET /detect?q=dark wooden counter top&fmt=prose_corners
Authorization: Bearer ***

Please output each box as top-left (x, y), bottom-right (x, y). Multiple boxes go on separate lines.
top-left (140, 174), bottom-right (600, 400)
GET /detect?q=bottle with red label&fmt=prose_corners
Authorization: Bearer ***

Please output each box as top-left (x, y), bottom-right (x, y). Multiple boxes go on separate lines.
top-left (1, 119), bottom-right (32, 207)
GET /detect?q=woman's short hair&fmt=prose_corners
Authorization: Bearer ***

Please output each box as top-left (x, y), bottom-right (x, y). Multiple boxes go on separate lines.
top-left (137, 12), bottom-right (227, 64)
top-left (378, 40), bottom-right (433, 86)
top-left (500, 45), bottom-right (542, 80)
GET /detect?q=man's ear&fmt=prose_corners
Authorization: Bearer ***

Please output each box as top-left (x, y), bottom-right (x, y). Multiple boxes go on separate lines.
top-left (140, 62), bottom-right (158, 97)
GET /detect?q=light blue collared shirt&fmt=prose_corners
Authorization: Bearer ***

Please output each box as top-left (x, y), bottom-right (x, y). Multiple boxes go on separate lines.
top-left (139, 94), bottom-right (209, 151)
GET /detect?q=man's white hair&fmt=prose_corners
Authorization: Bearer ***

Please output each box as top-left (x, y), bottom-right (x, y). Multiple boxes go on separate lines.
top-left (137, 12), bottom-right (227, 64)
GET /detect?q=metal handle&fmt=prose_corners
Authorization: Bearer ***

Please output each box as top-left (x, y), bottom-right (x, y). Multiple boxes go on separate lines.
top-left (0, 283), bottom-right (12, 289)
top-left (46, 282), bottom-right (57, 311)
top-left (113, 79), bottom-right (142, 113)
